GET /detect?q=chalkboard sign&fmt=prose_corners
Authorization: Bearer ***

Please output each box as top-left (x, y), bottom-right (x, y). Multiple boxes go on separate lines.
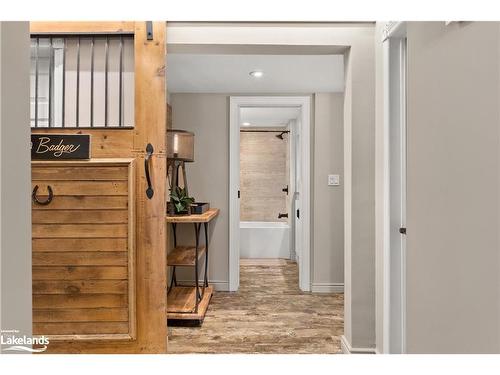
top-left (31, 134), bottom-right (91, 160)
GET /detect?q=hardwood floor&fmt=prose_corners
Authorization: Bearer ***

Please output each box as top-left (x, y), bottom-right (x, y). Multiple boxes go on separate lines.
top-left (167, 259), bottom-right (344, 354)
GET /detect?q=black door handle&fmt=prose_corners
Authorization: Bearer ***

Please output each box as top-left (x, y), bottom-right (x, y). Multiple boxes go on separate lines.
top-left (32, 185), bottom-right (53, 205)
top-left (399, 227), bottom-right (407, 235)
top-left (145, 143), bottom-right (154, 199)
top-left (278, 213), bottom-right (288, 219)
top-left (282, 185), bottom-right (289, 194)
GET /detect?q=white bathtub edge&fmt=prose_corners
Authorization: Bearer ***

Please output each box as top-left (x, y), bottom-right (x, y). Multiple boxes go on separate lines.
top-left (240, 221), bottom-right (289, 229)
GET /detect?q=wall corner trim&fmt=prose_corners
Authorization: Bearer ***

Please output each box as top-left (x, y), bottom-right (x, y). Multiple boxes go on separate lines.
top-left (311, 283), bottom-right (344, 293)
top-left (340, 335), bottom-right (377, 354)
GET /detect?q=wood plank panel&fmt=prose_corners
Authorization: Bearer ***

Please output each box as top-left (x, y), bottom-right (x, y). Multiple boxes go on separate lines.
top-left (33, 294), bottom-right (128, 309)
top-left (34, 322), bottom-right (129, 335)
top-left (32, 166), bottom-right (128, 181)
top-left (30, 22), bottom-right (135, 34)
top-left (33, 210), bottom-right (128, 224)
top-left (32, 224), bottom-right (127, 238)
top-left (32, 252), bottom-right (127, 267)
top-left (34, 308), bottom-right (129, 323)
top-left (33, 238), bottom-right (128, 252)
top-left (31, 181), bottom-right (128, 196)
top-left (32, 266), bottom-right (128, 280)
top-left (32, 196), bottom-right (128, 210)
top-left (33, 280), bottom-right (127, 295)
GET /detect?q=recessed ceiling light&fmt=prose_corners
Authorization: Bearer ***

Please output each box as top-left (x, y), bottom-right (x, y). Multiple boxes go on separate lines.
top-left (242, 122), bottom-right (251, 126)
top-left (249, 70), bottom-right (264, 78)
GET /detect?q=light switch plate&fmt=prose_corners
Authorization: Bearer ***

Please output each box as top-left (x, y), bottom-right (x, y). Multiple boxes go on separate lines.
top-left (328, 174), bottom-right (340, 186)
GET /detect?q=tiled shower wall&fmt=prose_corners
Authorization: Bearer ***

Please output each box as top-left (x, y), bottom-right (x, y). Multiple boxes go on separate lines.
top-left (239, 130), bottom-right (289, 222)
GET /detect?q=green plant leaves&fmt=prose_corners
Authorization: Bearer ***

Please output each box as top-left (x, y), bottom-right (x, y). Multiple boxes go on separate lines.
top-left (170, 186), bottom-right (195, 213)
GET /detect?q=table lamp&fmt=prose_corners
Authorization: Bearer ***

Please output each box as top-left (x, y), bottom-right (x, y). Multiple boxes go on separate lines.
top-left (167, 129), bottom-right (195, 199)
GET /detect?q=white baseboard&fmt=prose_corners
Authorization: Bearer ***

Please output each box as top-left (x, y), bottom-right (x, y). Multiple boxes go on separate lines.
top-left (340, 335), bottom-right (376, 354)
top-left (210, 281), bottom-right (229, 291)
top-left (174, 280), bottom-right (229, 292)
top-left (311, 282), bottom-right (344, 293)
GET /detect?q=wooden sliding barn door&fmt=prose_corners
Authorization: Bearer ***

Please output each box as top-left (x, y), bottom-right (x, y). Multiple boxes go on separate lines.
top-left (30, 22), bottom-right (167, 353)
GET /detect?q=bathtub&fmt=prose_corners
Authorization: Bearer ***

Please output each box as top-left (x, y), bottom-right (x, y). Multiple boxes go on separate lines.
top-left (240, 221), bottom-right (290, 259)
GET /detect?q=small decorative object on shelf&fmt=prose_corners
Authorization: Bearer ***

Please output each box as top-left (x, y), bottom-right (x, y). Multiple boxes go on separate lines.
top-left (169, 186), bottom-right (195, 216)
top-left (167, 129), bottom-right (196, 216)
top-left (191, 202), bottom-right (210, 215)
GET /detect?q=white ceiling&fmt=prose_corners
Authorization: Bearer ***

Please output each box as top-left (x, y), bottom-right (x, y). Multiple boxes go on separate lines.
top-left (167, 54), bottom-right (344, 93)
top-left (240, 107), bottom-right (300, 128)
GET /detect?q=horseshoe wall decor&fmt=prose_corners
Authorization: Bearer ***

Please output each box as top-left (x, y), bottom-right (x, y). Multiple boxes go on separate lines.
top-left (32, 185), bottom-right (53, 205)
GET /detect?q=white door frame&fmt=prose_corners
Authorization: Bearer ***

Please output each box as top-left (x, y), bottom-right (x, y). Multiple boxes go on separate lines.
top-left (229, 96), bottom-right (311, 292)
top-left (381, 22), bottom-right (407, 354)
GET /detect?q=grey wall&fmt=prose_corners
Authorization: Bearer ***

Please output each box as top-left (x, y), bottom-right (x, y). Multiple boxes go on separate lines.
top-left (406, 21), bottom-right (500, 353)
top-left (313, 93), bottom-right (344, 287)
top-left (171, 92), bottom-right (345, 291)
top-left (374, 21), bottom-right (386, 353)
top-left (171, 94), bottom-right (230, 286)
top-left (343, 29), bottom-right (376, 351)
top-left (0, 22), bottom-right (32, 351)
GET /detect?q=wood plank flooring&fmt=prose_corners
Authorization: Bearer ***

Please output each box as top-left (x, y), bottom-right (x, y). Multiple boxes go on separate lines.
top-left (167, 259), bottom-right (343, 354)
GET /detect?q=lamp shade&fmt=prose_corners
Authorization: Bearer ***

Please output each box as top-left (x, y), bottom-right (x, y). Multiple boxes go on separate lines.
top-left (167, 129), bottom-right (194, 162)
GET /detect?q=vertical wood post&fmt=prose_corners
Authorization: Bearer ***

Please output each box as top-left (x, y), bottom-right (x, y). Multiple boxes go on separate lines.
top-left (133, 21), bottom-right (167, 353)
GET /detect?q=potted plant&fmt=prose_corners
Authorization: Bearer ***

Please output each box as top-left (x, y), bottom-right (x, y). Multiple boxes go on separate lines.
top-left (169, 186), bottom-right (195, 215)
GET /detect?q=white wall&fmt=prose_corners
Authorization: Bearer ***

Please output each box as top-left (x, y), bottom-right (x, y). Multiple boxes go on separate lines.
top-left (0, 21), bottom-right (32, 352)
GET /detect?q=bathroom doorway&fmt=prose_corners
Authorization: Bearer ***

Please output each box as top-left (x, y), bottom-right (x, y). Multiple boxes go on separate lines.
top-left (239, 108), bottom-right (295, 259)
top-left (229, 96), bottom-right (311, 292)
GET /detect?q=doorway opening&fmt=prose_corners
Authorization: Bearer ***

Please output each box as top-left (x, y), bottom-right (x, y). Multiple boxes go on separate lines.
top-left (239, 120), bottom-right (292, 259)
top-left (166, 30), bottom-right (346, 353)
top-left (229, 96), bottom-right (311, 291)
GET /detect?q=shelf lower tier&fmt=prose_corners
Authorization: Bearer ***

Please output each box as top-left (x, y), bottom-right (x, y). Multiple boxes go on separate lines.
top-left (167, 246), bottom-right (206, 266)
top-left (167, 285), bottom-right (213, 326)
